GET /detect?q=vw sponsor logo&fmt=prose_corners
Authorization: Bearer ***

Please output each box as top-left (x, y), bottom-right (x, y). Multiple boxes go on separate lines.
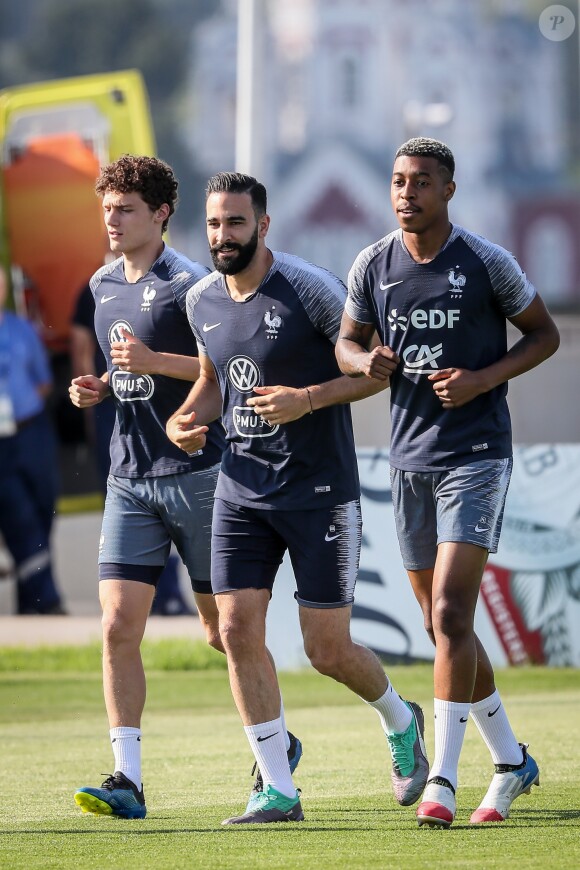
top-left (108, 320), bottom-right (133, 345)
top-left (228, 356), bottom-right (260, 393)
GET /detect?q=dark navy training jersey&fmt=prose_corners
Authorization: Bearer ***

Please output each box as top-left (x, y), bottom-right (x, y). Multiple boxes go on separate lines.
top-left (91, 246), bottom-right (225, 478)
top-left (187, 251), bottom-right (359, 510)
top-left (346, 225), bottom-right (536, 472)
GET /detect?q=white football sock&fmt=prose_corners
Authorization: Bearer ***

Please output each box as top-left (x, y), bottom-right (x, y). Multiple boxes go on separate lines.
top-left (279, 696), bottom-right (291, 752)
top-left (244, 717), bottom-right (295, 798)
top-left (429, 698), bottom-right (471, 791)
top-left (470, 690), bottom-right (523, 766)
top-left (110, 726), bottom-right (142, 789)
top-left (366, 681), bottom-right (412, 735)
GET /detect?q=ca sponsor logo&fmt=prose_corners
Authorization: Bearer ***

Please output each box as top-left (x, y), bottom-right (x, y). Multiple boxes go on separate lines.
top-left (228, 356), bottom-right (260, 393)
top-left (141, 283), bottom-right (156, 312)
top-left (402, 343), bottom-right (443, 373)
top-left (264, 307), bottom-right (282, 340)
top-left (108, 320), bottom-right (133, 345)
top-left (448, 267), bottom-right (466, 299)
top-left (233, 406), bottom-right (279, 438)
top-left (111, 371), bottom-right (154, 401)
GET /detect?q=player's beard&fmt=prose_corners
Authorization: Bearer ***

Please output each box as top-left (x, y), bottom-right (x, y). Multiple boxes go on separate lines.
top-left (210, 225), bottom-right (259, 275)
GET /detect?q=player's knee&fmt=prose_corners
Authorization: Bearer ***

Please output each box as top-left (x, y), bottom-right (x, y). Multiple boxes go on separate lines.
top-left (218, 614), bottom-right (258, 658)
top-left (432, 597), bottom-right (470, 641)
top-left (199, 616), bottom-right (225, 654)
top-left (101, 608), bottom-right (140, 648)
top-left (304, 637), bottom-right (345, 679)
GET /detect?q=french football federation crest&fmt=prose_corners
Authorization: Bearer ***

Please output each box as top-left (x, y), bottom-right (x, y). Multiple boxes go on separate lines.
top-left (448, 267), bottom-right (466, 299)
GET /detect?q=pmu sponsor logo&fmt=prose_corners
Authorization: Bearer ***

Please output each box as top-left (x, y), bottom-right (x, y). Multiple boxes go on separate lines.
top-left (233, 406), bottom-right (279, 438)
top-left (111, 371), bottom-right (154, 401)
top-left (388, 308), bottom-right (460, 332)
top-left (402, 343), bottom-right (443, 374)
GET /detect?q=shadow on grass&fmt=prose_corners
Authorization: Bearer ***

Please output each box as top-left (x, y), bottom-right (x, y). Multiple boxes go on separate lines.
top-left (4, 806), bottom-right (579, 837)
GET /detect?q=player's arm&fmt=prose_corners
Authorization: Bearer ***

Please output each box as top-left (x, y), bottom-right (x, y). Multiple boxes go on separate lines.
top-left (69, 372), bottom-right (111, 408)
top-left (247, 361), bottom-right (388, 427)
top-left (110, 328), bottom-right (200, 381)
top-left (335, 311), bottom-right (400, 381)
top-left (429, 295), bottom-right (560, 409)
top-left (166, 352), bottom-right (222, 454)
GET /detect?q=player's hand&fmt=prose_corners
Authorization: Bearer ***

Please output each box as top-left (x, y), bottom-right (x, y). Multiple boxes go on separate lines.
top-left (429, 368), bottom-right (488, 408)
top-left (166, 411), bottom-right (208, 453)
top-left (247, 385), bottom-right (310, 424)
top-left (68, 375), bottom-right (109, 408)
top-left (360, 345), bottom-right (399, 381)
top-left (110, 329), bottom-right (157, 374)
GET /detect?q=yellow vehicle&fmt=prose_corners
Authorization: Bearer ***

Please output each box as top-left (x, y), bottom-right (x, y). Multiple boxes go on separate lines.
top-left (0, 70), bottom-right (156, 351)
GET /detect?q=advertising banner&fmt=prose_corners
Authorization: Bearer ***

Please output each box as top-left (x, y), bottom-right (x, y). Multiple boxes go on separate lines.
top-left (266, 445), bottom-right (580, 669)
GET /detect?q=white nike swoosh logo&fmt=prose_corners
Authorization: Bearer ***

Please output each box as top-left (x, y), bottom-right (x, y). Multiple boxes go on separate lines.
top-left (379, 281), bottom-right (404, 291)
top-left (325, 533), bottom-right (340, 542)
top-left (474, 524), bottom-right (488, 533)
top-left (203, 322), bottom-right (222, 332)
top-left (101, 294), bottom-right (117, 304)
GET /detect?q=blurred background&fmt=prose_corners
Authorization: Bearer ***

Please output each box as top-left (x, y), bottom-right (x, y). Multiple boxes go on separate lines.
top-left (1, 0), bottom-right (578, 467)
top-left (0, 0), bottom-right (579, 640)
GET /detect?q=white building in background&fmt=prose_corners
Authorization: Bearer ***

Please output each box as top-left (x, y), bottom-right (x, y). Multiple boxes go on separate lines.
top-left (185, 0), bottom-right (575, 298)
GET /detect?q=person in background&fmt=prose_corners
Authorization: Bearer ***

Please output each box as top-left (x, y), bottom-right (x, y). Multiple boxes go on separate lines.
top-left (70, 281), bottom-right (190, 616)
top-left (336, 137), bottom-right (559, 828)
top-left (0, 264), bottom-right (66, 614)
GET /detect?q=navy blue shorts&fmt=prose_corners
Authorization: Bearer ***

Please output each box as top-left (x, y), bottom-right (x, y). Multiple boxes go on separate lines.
top-left (211, 498), bottom-right (362, 608)
top-left (390, 458), bottom-right (513, 571)
top-left (99, 464), bottom-right (219, 591)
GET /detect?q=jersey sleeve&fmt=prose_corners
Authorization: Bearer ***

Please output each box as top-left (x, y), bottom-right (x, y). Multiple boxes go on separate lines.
top-left (460, 229), bottom-right (537, 317)
top-left (186, 271), bottom-right (220, 353)
top-left (345, 235), bottom-right (393, 324)
top-left (274, 252), bottom-right (347, 344)
top-left (164, 247), bottom-right (210, 313)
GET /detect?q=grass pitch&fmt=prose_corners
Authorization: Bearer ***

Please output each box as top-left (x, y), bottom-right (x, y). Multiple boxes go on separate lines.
top-left (0, 648), bottom-right (578, 869)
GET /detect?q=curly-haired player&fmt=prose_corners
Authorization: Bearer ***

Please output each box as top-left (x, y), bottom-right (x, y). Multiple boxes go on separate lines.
top-left (70, 156), bottom-right (301, 819)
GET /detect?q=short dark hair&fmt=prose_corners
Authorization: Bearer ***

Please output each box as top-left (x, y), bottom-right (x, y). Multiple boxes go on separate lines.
top-left (205, 171), bottom-right (267, 217)
top-left (95, 155), bottom-right (178, 233)
top-left (394, 137), bottom-right (455, 181)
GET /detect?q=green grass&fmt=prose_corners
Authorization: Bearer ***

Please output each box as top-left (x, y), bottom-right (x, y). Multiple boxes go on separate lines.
top-left (0, 638), bottom-right (228, 674)
top-left (0, 655), bottom-right (578, 869)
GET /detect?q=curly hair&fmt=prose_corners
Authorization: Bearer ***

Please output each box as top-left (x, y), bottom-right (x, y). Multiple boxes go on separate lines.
top-left (95, 155), bottom-right (178, 232)
top-left (395, 138), bottom-right (455, 181)
top-left (205, 171), bottom-right (267, 217)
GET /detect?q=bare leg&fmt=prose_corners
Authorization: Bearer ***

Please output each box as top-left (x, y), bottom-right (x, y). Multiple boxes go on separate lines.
top-left (100, 579), bottom-right (154, 727)
top-left (196, 589), bottom-right (285, 704)
top-left (407, 543), bottom-right (495, 703)
top-left (215, 588), bottom-right (280, 724)
top-left (299, 604), bottom-right (388, 701)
